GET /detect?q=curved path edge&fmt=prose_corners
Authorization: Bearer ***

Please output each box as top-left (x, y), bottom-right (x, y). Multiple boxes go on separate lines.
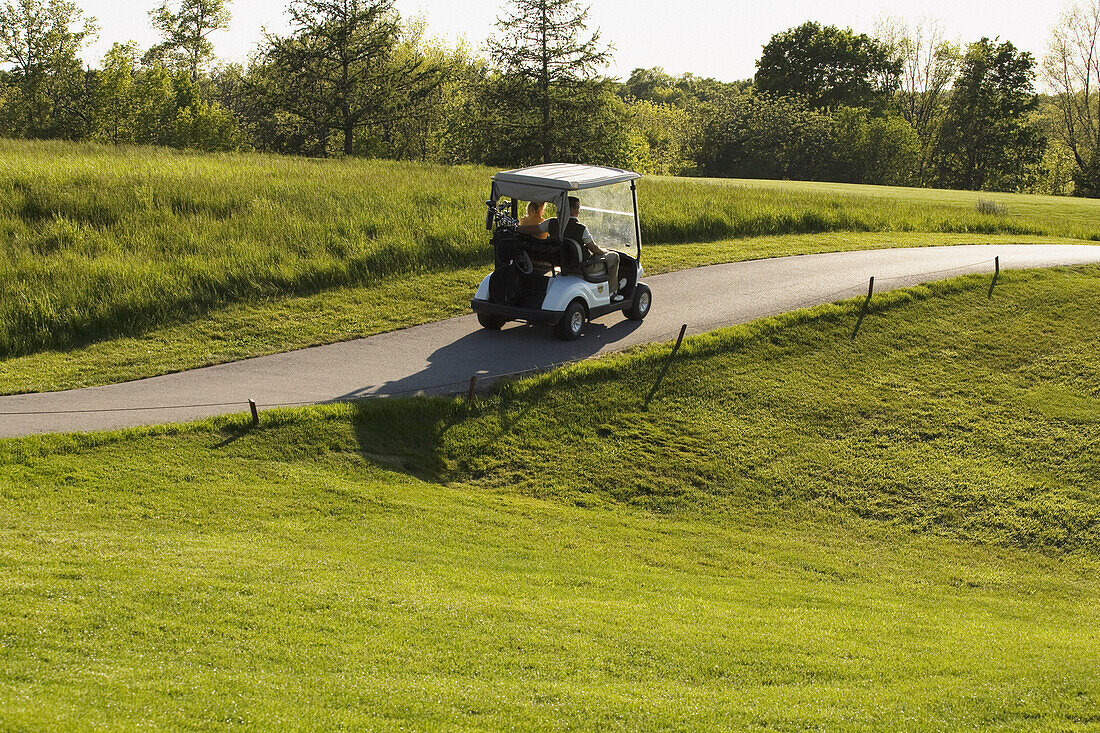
top-left (2, 244), bottom-right (1099, 438)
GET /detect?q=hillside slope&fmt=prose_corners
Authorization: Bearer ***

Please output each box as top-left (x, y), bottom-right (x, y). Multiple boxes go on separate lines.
top-left (1, 267), bottom-right (1097, 729)
top-left (2, 139), bottom-right (1098, 394)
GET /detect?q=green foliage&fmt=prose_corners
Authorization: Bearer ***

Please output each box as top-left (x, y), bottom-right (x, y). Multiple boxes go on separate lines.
top-left (89, 46), bottom-right (241, 152)
top-left (932, 38), bottom-right (1045, 191)
top-left (1025, 137), bottom-right (1078, 196)
top-left (1042, 0), bottom-right (1100, 197)
top-left (832, 106), bottom-right (921, 186)
top-left (259, 0), bottom-right (439, 157)
top-left (1, 269), bottom-right (1098, 728)
top-left (696, 93), bottom-right (837, 180)
top-left (144, 0), bottom-right (230, 81)
top-left (617, 70), bottom-right (749, 177)
top-left (619, 98), bottom-right (696, 175)
top-left (876, 16), bottom-right (960, 182)
top-left (755, 21), bottom-right (901, 109)
top-left (483, 0), bottom-right (621, 165)
top-left (371, 19), bottom-right (486, 163)
top-left (620, 66), bottom-right (751, 107)
top-left (0, 0), bottom-right (96, 138)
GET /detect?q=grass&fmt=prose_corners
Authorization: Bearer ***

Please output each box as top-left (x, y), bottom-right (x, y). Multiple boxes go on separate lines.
top-left (1, 231), bottom-right (1085, 396)
top-left (2, 139), bottom-right (1099, 373)
top-left (3, 137), bottom-right (1097, 395)
top-left (642, 176), bottom-right (1100, 245)
top-left (1, 266), bottom-right (1098, 729)
top-left (668, 175), bottom-right (1100, 242)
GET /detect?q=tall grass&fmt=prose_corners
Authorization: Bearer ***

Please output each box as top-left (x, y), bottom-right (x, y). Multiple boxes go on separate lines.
top-left (2, 139), bottom-right (1098, 358)
top-left (0, 141), bottom-right (488, 356)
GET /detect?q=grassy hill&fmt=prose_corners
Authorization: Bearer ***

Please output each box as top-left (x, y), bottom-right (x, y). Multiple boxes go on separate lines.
top-left (2, 139), bottom-right (1099, 394)
top-left (1, 267), bottom-right (1097, 729)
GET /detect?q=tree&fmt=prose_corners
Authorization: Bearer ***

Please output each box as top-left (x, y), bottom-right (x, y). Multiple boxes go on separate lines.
top-left (90, 41), bottom-right (138, 143)
top-left (832, 106), bottom-right (920, 185)
top-left (486, 0), bottom-right (614, 164)
top-left (620, 66), bottom-right (688, 106)
top-left (623, 99), bottom-right (696, 175)
top-left (932, 38), bottom-right (1045, 191)
top-left (875, 16), bottom-right (961, 181)
top-left (695, 93), bottom-right (837, 180)
top-left (0, 0), bottom-right (96, 137)
top-left (1043, 0), bottom-right (1100, 196)
top-left (260, 0), bottom-right (439, 156)
top-left (129, 63), bottom-right (241, 151)
top-left (376, 21), bottom-right (486, 163)
top-left (88, 43), bottom-right (241, 151)
top-left (144, 0), bottom-right (231, 82)
top-left (754, 21), bottom-right (901, 109)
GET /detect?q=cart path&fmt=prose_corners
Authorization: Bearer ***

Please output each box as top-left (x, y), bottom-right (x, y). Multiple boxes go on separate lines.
top-left (3, 243), bottom-right (1099, 438)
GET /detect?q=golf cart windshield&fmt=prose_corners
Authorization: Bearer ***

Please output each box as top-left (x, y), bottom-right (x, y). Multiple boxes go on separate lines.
top-left (488, 163), bottom-right (642, 260)
top-left (574, 182), bottom-right (637, 258)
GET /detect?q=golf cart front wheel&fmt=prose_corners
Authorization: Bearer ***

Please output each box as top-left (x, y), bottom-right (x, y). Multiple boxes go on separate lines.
top-left (478, 313), bottom-right (506, 330)
top-left (627, 284), bottom-right (652, 321)
top-left (555, 300), bottom-right (586, 340)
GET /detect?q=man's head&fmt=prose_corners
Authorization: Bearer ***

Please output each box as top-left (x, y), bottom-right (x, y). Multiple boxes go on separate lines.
top-left (568, 196), bottom-right (580, 216)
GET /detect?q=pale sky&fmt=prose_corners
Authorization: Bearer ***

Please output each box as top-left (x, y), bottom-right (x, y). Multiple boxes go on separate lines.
top-left (81, 0), bottom-right (1069, 84)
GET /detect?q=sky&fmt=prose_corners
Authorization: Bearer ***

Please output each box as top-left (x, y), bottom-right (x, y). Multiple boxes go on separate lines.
top-left (82, 0), bottom-right (1071, 84)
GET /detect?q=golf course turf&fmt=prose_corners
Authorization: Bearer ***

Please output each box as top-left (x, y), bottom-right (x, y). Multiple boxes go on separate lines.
top-left (3, 139), bottom-right (1099, 394)
top-left (1, 265), bottom-right (1097, 730)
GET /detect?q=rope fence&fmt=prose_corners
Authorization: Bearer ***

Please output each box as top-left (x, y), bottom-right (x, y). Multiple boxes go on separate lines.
top-left (0, 257), bottom-right (1002, 419)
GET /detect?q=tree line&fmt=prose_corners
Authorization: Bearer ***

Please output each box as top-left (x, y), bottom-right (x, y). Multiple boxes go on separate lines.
top-left (2, 0), bottom-right (1098, 196)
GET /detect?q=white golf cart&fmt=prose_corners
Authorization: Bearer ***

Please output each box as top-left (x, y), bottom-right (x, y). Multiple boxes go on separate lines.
top-left (470, 163), bottom-right (652, 340)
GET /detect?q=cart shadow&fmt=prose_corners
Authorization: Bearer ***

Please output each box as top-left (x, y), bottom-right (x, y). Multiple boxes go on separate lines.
top-left (331, 318), bottom-right (642, 482)
top-left (333, 317), bottom-right (644, 402)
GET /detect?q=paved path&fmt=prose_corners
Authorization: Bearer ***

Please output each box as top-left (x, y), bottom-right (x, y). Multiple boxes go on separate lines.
top-left (2, 244), bottom-right (1099, 438)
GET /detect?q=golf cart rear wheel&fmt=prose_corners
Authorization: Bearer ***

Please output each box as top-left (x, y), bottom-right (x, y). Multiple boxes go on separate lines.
top-left (555, 300), bottom-right (586, 340)
top-left (478, 313), bottom-right (506, 330)
top-left (627, 284), bottom-right (652, 321)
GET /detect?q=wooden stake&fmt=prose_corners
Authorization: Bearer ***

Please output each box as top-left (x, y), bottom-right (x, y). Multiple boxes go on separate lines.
top-left (467, 375), bottom-right (477, 404)
top-left (989, 256), bottom-right (1000, 299)
top-left (644, 324), bottom-right (688, 410)
top-left (249, 399), bottom-right (259, 427)
top-left (851, 276), bottom-right (874, 340)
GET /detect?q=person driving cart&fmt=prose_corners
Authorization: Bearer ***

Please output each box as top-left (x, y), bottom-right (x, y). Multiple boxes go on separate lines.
top-left (518, 196), bottom-right (621, 301)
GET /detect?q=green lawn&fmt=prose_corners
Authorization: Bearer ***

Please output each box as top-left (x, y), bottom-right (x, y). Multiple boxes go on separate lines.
top-left (1, 230), bottom-right (1083, 396)
top-left (2, 139), bottom-right (1099, 396)
top-left (674, 175), bottom-right (1100, 242)
top-left (1, 266), bottom-right (1097, 729)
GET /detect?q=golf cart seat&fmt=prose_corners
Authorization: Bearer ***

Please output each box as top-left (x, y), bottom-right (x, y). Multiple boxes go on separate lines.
top-left (491, 228), bottom-right (557, 271)
top-left (559, 237), bottom-right (611, 284)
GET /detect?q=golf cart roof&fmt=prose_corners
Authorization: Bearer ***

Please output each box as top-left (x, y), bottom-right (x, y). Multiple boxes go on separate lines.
top-left (493, 164), bottom-right (641, 194)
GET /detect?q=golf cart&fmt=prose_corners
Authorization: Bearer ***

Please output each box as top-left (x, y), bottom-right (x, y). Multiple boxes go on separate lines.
top-left (470, 163), bottom-right (652, 340)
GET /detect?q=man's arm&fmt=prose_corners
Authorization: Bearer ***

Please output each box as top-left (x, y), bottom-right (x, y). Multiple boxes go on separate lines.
top-left (580, 226), bottom-right (604, 256)
top-left (516, 220), bottom-right (552, 236)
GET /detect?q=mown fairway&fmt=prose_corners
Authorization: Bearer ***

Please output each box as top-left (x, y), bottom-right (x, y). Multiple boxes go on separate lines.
top-left (2, 140), bottom-right (1099, 394)
top-left (1, 267), bottom-right (1097, 729)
